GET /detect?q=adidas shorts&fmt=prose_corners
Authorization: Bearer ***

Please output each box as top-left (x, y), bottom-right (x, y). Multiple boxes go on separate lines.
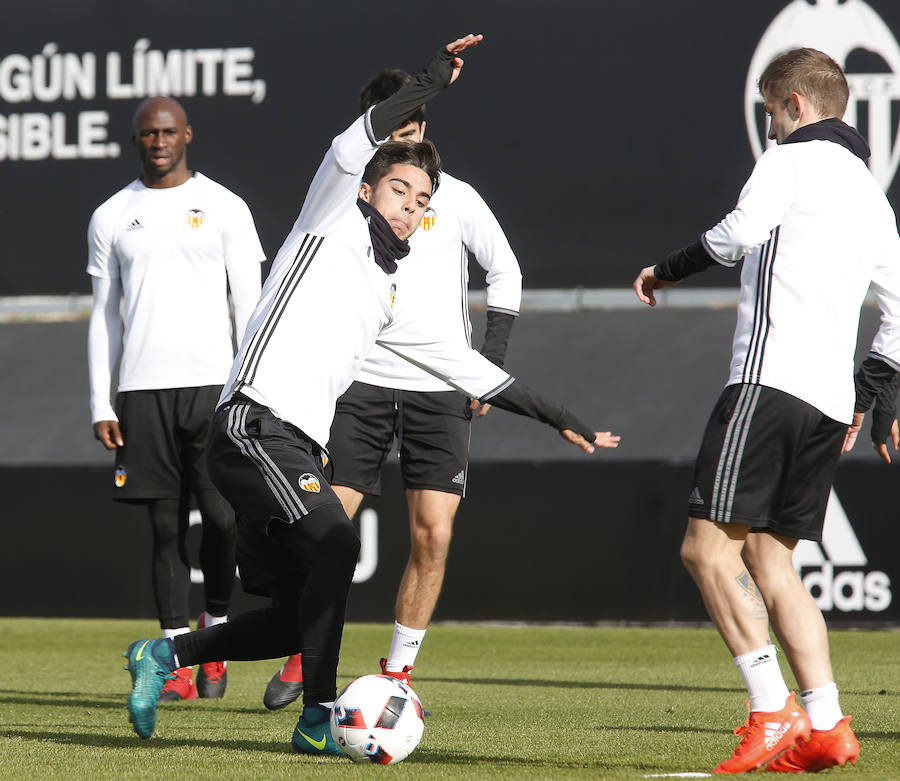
top-left (688, 383), bottom-right (846, 541)
top-left (328, 381), bottom-right (472, 497)
top-left (205, 395), bottom-right (345, 596)
top-left (111, 386), bottom-right (222, 501)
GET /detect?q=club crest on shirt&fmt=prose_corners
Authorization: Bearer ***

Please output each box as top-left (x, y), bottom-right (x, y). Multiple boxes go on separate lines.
top-left (114, 465), bottom-right (127, 488)
top-left (389, 283), bottom-right (397, 310)
top-left (298, 473), bottom-right (321, 493)
top-left (320, 453), bottom-right (329, 469)
top-left (420, 207), bottom-right (436, 231)
top-left (186, 208), bottom-right (205, 228)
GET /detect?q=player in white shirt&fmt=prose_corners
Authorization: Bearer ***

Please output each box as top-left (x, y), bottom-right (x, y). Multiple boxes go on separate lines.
top-left (633, 48), bottom-right (900, 773)
top-left (121, 35), bottom-right (619, 752)
top-left (261, 68), bottom-right (523, 710)
top-left (88, 96), bottom-right (264, 702)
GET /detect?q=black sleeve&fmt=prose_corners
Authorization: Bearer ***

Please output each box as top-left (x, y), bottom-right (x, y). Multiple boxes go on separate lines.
top-left (369, 47), bottom-right (455, 140)
top-left (653, 239), bottom-right (718, 282)
top-left (480, 311), bottom-right (516, 368)
top-left (854, 355), bottom-right (900, 413)
top-left (868, 367), bottom-right (900, 445)
top-left (487, 380), bottom-right (595, 441)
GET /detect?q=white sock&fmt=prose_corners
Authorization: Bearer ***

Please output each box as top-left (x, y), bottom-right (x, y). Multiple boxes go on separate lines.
top-left (162, 627), bottom-right (189, 667)
top-left (200, 611), bottom-right (228, 627)
top-left (385, 622), bottom-right (426, 671)
top-left (801, 682), bottom-right (842, 731)
top-left (734, 644), bottom-right (790, 712)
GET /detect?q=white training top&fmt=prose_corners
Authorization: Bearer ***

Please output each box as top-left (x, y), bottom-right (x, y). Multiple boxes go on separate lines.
top-left (87, 172), bottom-right (265, 422)
top-left (356, 172), bottom-right (522, 391)
top-left (221, 112), bottom-right (513, 448)
top-left (702, 138), bottom-right (900, 424)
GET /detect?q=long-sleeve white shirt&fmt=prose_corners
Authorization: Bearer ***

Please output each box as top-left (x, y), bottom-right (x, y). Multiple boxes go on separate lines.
top-left (703, 136), bottom-right (900, 424)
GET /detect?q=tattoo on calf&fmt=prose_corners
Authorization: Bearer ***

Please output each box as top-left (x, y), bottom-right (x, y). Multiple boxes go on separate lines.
top-left (735, 570), bottom-right (768, 619)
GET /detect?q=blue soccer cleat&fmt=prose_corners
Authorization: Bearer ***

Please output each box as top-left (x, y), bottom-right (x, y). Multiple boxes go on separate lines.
top-left (123, 637), bottom-right (176, 739)
top-left (291, 703), bottom-right (342, 756)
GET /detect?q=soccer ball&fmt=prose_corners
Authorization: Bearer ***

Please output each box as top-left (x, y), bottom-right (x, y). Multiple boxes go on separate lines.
top-left (330, 674), bottom-right (425, 764)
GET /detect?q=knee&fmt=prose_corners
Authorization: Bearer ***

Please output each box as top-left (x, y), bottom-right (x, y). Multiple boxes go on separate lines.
top-left (410, 516), bottom-right (453, 559)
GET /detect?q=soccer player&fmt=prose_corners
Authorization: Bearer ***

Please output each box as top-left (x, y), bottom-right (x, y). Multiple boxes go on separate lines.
top-left (633, 48), bottom-right (900, 773)
top-left (262, 67), bottom-right (523, 710)
top-left (88, 96), bottom-right (264, 700)
top-left (122, 34), bottom-right (619, 753)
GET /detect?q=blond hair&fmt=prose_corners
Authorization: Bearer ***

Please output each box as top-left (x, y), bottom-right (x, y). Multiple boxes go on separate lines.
top-left (758, 48), bottom-right (848, 118)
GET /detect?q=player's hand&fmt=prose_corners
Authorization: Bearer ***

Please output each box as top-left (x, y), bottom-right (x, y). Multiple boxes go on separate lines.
top-left (561, 429), bottom-right (621, 454)
top-left (633, 265), bottom-right (677, 307)
top-left (445, 34), bottom-right (483, 84)
top-left (93, 420), bottom-right (123, 450)
top-left (870, 388), bottom-right (899, 463)
top-left (874, 418), bottom-right (899, 463)
top-left (469, 398), bottom-right (492, 417)
top-left (842, 411), bottom-right (864, 454)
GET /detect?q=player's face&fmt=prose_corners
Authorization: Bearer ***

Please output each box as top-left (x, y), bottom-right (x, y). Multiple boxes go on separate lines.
top-left (132, 104), bottom-right (193, 183)
top-left (359, 164), bottom-right (432, 240)
top-left (390, 120), bottom-right (426, 143)
top-left (764, 94), bottom-right (798, 145)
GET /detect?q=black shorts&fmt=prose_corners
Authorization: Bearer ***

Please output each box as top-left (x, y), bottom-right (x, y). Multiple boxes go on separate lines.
top-left (328, 382), bottom-right (472, 497)
top-left (205, 395), bottom-right (345, 596)
top-left (112, 386), bottom-right (222, 501)
top-left (688, 384), bottom-right (846, 541)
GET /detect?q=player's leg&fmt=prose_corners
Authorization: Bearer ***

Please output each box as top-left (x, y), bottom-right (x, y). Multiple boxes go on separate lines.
top-left (382, 390), bottom-right (469, 681)
top-left (263, 382), bottom-right (395, 709)
top-left (685, 385), bottom-right (811, 772)
top-left (181, 385), bottom-right (236, 698)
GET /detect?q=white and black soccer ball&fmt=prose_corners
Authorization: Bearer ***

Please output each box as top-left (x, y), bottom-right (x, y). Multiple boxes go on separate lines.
top-left (330, 674), bottom-right (425, 764)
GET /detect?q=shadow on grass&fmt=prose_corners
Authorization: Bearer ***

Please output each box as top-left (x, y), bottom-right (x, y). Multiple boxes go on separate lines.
top-left (0, 690), bottom-right (122, 710)
top-left (418, 677), bottom-right (743, 694)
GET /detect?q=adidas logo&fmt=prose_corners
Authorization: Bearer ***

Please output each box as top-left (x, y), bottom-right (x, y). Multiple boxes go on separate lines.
top-left (689, 486), bottom-right (704, 506)
top-left (126, 218), bottom-right (143, 231)
top-left (764, 721), bottom-right (790, 751)
top-left (451, 470), bottom-right (465, 485)
top-left (793, 489), bottom-right (891, 613)
top-left (402, 639), bottom-right (420, 649)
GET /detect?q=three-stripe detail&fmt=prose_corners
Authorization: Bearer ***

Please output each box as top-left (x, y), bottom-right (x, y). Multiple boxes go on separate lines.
top-left (710, 384), bottom-right (762, 524)
top-left (235, 233), bottom-right (325, 388)
top-left (742, 227), bottom-right (780, 384)
top-left (225, 402), bottom-right (308, 521)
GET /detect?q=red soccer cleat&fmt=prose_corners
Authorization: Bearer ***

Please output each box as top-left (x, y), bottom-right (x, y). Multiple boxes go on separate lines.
top-left (158, 666), bottom-right (197, 701)
top-left (263, 654), bottom-right (303, 710)
top-left (767, 715), bottom-right (859, 772)
top-left (195, 613), bottom-right (228, 698)
top-left (379, 657), bottom-right (413, 685)
top-left (712, 692), bottom-right (811, 774)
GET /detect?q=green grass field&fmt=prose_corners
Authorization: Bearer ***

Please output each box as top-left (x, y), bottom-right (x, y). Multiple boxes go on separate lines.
top-left (0, 619), bottom-right (897, 779)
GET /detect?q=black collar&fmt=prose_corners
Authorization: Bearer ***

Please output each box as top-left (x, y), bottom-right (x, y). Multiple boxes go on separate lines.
top-left (783, 118), bottom-right (870, 162)
top-left (357, 199), bottom-right (410, 274)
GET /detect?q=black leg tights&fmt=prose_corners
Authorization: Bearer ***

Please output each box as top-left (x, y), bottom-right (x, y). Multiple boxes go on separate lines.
top-left (147, 498), bottom-right (189, 630)
top-left (194, 488), bottom-right (236, 616)
top-left (174, 502), bottom-right (360, 706)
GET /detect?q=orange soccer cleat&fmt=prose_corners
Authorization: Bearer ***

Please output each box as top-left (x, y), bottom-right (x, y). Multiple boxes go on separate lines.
top-left (711, 692), bottom-right (811, 774)
top-left (263, 654), bottom-right (303, 710)
top-left (158, 665), bottom-right (197, 701)
top-left (767, 715), bottom-right (859, 772)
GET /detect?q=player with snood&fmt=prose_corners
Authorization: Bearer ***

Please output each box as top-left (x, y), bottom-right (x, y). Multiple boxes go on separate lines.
top-left (262, 67), bottom-right (523, 710)
top-left (633, 48), bottom-right (900, 773)
top-left (123, 34), bottom-right (619, 753)
top-left (88, 96), bottom-right (264, 702)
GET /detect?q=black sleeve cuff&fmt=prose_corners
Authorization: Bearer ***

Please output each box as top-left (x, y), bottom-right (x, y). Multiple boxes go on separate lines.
top-left (854, 355), bottom-right (900, 412)
top-left (654, 239), bottom-right (718, 282)
top-left (488, 380), bottom-right (594, 441)
top-left (481, 311), bottom-right (516, 368)
top-left (369, 47), bottom-right (455, 139)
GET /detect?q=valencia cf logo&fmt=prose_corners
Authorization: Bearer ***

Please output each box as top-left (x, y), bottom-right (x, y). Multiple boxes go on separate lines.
top-left (320, 453), bottom-right (329, 469)
top-left (389, 283), bottom-right (397, 310)
top-left (419, 207), bottom-right (436, 231)
top-left (298, 473), bottom-right (321, 493)
top-left (186, 208), bottom-right (205, 228)
top-left (114, 465), bottom-right (127, 488)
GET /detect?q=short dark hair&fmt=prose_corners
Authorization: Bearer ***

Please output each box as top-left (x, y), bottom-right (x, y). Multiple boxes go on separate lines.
top-left (359, 68), bottom-right (425, 128)
top-left (363, 140), bottom-right (441, 195)
top-left (759, 48), bottom-right (849, 118)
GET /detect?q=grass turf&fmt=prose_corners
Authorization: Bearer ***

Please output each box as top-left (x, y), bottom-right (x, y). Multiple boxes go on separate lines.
top-left (0, 619), bottom-right (897, 779)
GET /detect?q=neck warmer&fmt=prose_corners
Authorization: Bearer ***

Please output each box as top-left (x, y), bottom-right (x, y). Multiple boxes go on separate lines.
top-left (357, 198), bottom-right (410, 274)
top-left (783, 118), bottom-right (870, 162)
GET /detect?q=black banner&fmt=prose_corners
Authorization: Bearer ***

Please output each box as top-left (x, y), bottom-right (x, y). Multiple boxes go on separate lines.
top-left (4, 0), bottom-right (900, 293)
top-left (3, 461), bottom-right (895, 625)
